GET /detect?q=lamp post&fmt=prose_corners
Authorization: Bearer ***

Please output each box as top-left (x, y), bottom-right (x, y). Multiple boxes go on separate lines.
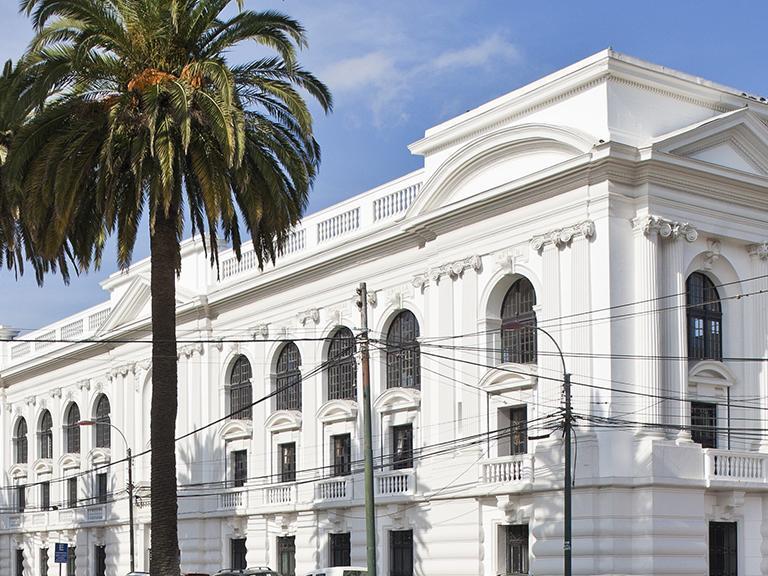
top-left (502, 320), bottom-right (572, 576)
top-left (79, 419), bottom-right (135, 573)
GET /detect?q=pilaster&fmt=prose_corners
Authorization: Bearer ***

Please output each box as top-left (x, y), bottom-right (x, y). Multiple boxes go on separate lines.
top-left (748, 243), bottom-right (768, 451)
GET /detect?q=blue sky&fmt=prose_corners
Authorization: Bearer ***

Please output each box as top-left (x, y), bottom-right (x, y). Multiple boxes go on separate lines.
top-left (1, 0), bottom-right (767, 331)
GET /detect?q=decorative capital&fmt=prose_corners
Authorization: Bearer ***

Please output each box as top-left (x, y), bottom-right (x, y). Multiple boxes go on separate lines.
top-left (250, 323), bottom-right (270, 340)
top-left (703, 238), bottom-right (721, 271)
top-left (531, 220), bottom-right (595, 252)
top-left (77, 379), bottom-right (91, 392)
top-left (297, 308), bottom-right (320, 326)
top-left (24, 396), bottom-right (36, 407)
top-left (412, 254), bottom-right (482, 288)
top-left (635, 215), bottom-right (698, 242)
top-left (49, 388), bottom-right (62, 400)
top-left (747, 242), bottom-right (768, 260)
top-left (178, 343), bottom-right (204, 359)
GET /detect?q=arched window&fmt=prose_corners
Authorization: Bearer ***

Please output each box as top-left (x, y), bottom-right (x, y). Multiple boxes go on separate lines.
top-left (386, 311), bottom-right (421, 389)
top-left (14, 418), bottom-right (28, 464)
top-left (39, 410), bottom-right (53, 459)
top-left (65, 404), bottom-right (81, 454)
top-left (687, 272), bottom-right (723, 361)
top-left (95, 395), bottom-right (111, 449)
top-left (500, 278), bottom-right (537, 364)
top-left (275, 343), bottom-right (302, 411)
top-left (328, 327), bottom-right (357, 401)
top-left (229, 355), bottom-right (253, 420)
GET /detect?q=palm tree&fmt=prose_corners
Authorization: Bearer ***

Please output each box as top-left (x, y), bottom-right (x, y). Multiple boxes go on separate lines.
top-left (11, 1), bottom-right (331, 573)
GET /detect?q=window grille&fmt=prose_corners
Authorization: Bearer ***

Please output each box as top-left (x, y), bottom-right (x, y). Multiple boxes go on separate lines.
top-left (65, 404), bottom-right (81, 454)
top-left (67, 477), bottom-right (78, 509)
top-left (709, 521), bottom-right (737, 576)
top-left (390, 530), bottom-right (413, 576)
top-left (328, 327), bottom-right (357, 401)
top-left (329, 533), bottom-right (351, 567)
top-left (39, 411), bottom-right (53, 459)
top-left (386, 311), bottom-right (421, 389)
top-left (94, 396), bottom-right (111, 449)
top-left (277, 536), bottom-right (296, 576)
top-left (275, 343), bottom-right (302, 411)
top-left (687, 272), bottom-right (723, 361)
top-left (505, 524), bottom-right (530, 575)
top-left (231, 539), bottom-right (247, 570)
top-left (40, 482), bottom-right (50, 511)
top-left (691, 401), bottom-right (717, 448)
top-left (229, 356), bottom-right (253, 420)
top-left (500, 278), bottom-right (537, 364)
top-left (14, 418), bottom-right (28, 464)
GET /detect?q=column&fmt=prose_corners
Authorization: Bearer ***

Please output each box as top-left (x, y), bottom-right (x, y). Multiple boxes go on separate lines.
top-left (748, 243), bottom-right (768, 451)
top-left (633, 216), bottom-right (663, 435)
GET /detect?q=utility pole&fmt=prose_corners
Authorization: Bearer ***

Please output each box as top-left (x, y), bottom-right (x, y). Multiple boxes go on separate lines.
top-left (127, 447), bottom-right (135, 573)
top-left (357, 282), bottom-right (378, 576)
top-left (563, 372), bottom-right (572, 576)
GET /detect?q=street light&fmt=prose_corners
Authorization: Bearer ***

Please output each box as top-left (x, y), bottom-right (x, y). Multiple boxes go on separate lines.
top-left (502, 320), bottom-right (572, 576)
top-left (78, 419), bottom-right (135, 573)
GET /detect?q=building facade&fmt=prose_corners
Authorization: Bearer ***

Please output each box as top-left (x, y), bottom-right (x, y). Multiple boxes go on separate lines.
top-left (1, 50), bottom-right (768, 576)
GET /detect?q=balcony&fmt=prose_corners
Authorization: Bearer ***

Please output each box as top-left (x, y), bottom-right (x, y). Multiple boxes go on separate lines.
top-left (704, 449), bottom-right (768, 488)
top-left (218, 488), bottom-right (248, 512)
top-left (263, 483), bottom-right (297, 506)
top-left (480, 454), bottom-right (533, 485)
top-left (375, 470), bottom-right (414, 498)
top-left (316, 477), bottom-right (353, 503)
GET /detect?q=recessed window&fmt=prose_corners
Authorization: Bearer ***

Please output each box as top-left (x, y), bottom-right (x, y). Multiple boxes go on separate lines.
top-left (275, 343), bottom-right (302, 411)
top-left (94, 395), bottom-right (111, 449)
top-left (66, 547), bottom-right (76, 576)
top-left (14, 418), bottom-right (28, 464)
top-left (65, 404), bottom-right (81, 454)
top-left (392, 424), bottom-right (413, 470)
top-left (500, 278), bottom-right (537, 364)
top-left (229, 356), bottom-right (253, 420)
top-left (277, 536), bottom-right (296, 576)
top-left (329, 532), bottom-right (351, 567)
top-left (686, 272), bottom-right (722, 361)
top-left (67, 477), bottom-right (78, 509)
top-left (709, 521), bottom-right (736, 576)
top-left (96, 473), bottom-right (108, 504)
top-left (231, 538), bottom-right (247, 571)
top-left (499, 406), bottom-right (528, 457)
top-left (691, 401), bottom-right (717, 448)
top-left (328, 327), bottom-right (357, 401)
top-left (390, 530), bottom-right (413, 576)
top-left (502, 524), bottom-right (529, 575)
top-left (386, 311), bottom-right (421, 389)
top-left (279, 442), bottom-right (297, 483)
top-left (15, 549), bottom-right (24, 576)
top-left (16, 485), bottom-right (25, 513)
top-left (39, 411), bottom-right (53, 460)
top-left (39, 548), bottom-right (48, 576)
top-left (95, 545), bottom-right (106, 576)
top-left (40, 482), bottom-right (50, 511)
top-left (332, 434), bottom-right (352, 477)
top-left (232, 450), bottom-right (248, 488)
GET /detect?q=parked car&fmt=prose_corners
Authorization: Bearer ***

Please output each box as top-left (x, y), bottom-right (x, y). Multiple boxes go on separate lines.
top-left (214, 568), bottom-right (279, 576)
top-left (303, 567), bottom-right (367, 576)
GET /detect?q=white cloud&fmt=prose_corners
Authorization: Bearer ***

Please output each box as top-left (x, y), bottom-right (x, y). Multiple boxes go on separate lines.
top-left (322, 52), bottom-right (398, 92)
top-left (431, 34), bottom-right (520, 70)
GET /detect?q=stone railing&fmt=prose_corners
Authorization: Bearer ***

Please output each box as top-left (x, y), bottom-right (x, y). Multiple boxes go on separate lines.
top-left (264, 483), bottom-right (295, 505)
top-left (480, 454), bottom-right (533, 484)
top-left (217, 173), bottom-right (423, 282)
top-left (316, 477), bottom-right (351, 502)
top-left (218, 489), bottom-right (247, 510)
top-left (704, 449), bottom-right (768, 486)
top-left (376, 469), bottom-right (414, 497)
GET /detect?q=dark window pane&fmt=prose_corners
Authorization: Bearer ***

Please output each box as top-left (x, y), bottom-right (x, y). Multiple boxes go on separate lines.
top-left (95, 545), bottom-right (106, 576)
top-left (231, 538), bottom-right (247, 570)
top-left (280, 443), bottom-right (296, 483)
top-left (95, 396), bottom-right (111, 449)
top-left (17, 485), bottom-right (25, 513)
top-left (278, 536), bottom-right (296, 576)
top-left (709, 521), bottom-right (737, 576)
top-left (230, 356), bottom-right (253, 420)
top-left (96, 473), bottom-right (108, 504)
top-left (66, 404), bottom-right (81, 454)
top-left (275, 343), bottom-right (302, 411)
top-left (39, 548), bottom-right (48, 576)
top-left (509, 406), bottom-right (528, 456)
top-left (41, 482), bottom-right (50, 511)
top-left (386, 311), bottom-right (421, 389)
top-left (390, 530), bottom-right (413, 576)
top-left (392, 425), bottom-right (413, 470)
top-left (15, 418), bottom-right (28, 464)
top-left (506, 524), bottom-right (529, 574)
top-left (500, 278), bottom-right (537, 365)
top-left (39, 411), bottom-right (53, 459)
top-left (687, 273), bottom-right (723, 361)
top-left (232, 450), bottom-right (248, 488)
top-left (16, 549), bottom-right (24, 576)
top-left (330, 533), bottom-right (351, 567)
top-left (691, 402), bottom-right (717, 448)
top-left (66, 546), bottom-right (76, 576)
top-left (328, 327), bottom-right (357, 401)
top-left (68, 478), bottom-right (78, 509)
top-left (332, 434), bottom-right (352, 477)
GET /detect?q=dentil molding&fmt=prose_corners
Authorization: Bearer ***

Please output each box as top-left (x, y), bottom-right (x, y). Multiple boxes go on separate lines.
top-left (747, 242), bottom-right (768, 260)
top-left (530, 220), bottom-right (595, 252)
top-left (411, 255), bottom-right (482, 289)
top-left (635, 215), bottom-right (698, 242)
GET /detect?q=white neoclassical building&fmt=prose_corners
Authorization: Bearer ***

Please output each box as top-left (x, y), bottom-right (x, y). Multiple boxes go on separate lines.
top-left (1, 49), bottom-right (768, 576)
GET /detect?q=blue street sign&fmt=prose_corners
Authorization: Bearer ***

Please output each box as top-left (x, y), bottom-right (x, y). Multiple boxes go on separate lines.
top-left (54, 543), bottom-right (68, 563)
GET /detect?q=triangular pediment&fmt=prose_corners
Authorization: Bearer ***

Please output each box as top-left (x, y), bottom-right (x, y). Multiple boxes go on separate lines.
top-left (653, 108), bottom-right (768, 176)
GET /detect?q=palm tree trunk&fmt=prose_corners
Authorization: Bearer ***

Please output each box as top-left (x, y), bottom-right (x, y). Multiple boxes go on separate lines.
top-left (150, 208), bottom-right (181, 576)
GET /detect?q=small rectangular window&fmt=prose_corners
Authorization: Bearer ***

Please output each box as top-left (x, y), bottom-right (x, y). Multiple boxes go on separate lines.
top-left (277, 536), bottom-right (296, 576)
top-left (232, 450), bottom-right (248, 488)
top-left (709, 521), bottom-right (737, 576)
top-left (16, 485), bottom-right (25, 513)
top-left (504, 524), bottom-right (529, 575)
top-left (231, 538), bottom-right (247, 570)
top-left (332, 434), bottom-right (352, 477)
top-left (279, 443), bottom-right (297, 483)
top-left (390, 530), bottom-right (413, 576)
top-left (67, 477), bottom-right (78, 509)
top-left (40, 482), bottom-right (50, 511)
top-left (39, 548), bottom-right (48, 576)
top-left (329, 532), bottom-right (351, 567)
top-left (691, 402), bottom-right (717, 448)
top-left (95, 545), bottom-right (106, 576)
top-left (66, 546), bottom-right (76, 576)
top-left (15, 548), bottom-right (24, 576)
top-left (392, 425), bottom-right (413, 470)
top-left (96, 473), bottom-right (108, 504)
